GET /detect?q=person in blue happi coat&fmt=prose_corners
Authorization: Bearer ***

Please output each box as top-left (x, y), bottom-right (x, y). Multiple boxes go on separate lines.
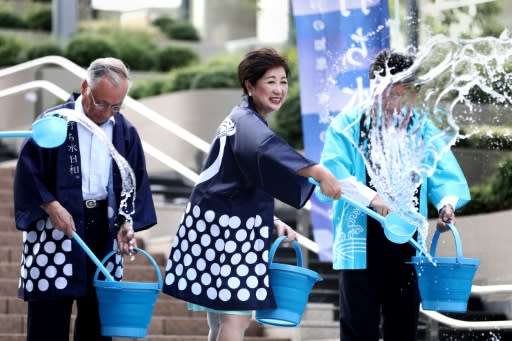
top-left (163, 47), bottom-right (343, 341)
top-left (319, 49), bottom-right (471, 341)
top-left (14, 57), bottom-right (157, 341)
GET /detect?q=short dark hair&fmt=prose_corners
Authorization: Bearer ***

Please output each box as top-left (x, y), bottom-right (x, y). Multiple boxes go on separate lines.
top-left (369, 49), bottom-right (415, 80)
top-left (238, 47), bottom-right (290, 95)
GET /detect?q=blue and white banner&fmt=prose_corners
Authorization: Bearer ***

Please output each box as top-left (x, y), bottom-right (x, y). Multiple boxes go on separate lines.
top-left (291, 0), bottom-right (390, 261)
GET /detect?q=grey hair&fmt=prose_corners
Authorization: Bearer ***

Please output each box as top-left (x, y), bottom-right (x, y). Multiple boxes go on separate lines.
top-left (86, 57), bottom-right (132, 89)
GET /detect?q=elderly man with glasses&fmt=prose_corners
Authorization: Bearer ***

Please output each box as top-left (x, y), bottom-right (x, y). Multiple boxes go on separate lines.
top-left (14, 57), bottom-right (157, 341)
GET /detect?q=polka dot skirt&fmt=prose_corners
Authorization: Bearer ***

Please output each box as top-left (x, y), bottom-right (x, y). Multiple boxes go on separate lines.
top-left (163, 202), bottom-right (275, 310)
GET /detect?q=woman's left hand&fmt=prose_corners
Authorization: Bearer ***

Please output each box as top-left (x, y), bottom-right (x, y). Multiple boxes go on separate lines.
top-left (274, 218), bottom-right (297, 242)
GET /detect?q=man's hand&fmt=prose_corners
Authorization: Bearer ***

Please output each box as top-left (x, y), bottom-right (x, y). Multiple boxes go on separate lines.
top-left (437, 204), bottom-right (455, 232)
top-left (117, 221), bottom-right (137, 255)
top-left (41, 200), bottom-right (75, 237)
top-left (370, 195), bottom-right (391, 217)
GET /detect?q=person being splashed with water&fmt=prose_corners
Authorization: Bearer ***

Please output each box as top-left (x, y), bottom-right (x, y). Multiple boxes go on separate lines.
top-left (14, 57), bottom-right (157, 341)
top-left (319, 49), bottom-right (470, 341)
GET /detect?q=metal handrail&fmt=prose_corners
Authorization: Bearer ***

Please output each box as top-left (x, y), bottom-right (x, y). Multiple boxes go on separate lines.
top-left (0, 56), bottom-right (211, 154)
top-left (0, 80), bottom-right (69, 100)
top-left (4, 59), bottom-right (512, 336)
top-left (0, 80), bottom-right (200, 184)
top-left (472, 284), bottom-right (512, 295)
top-left (0, 63), bottom-right (320, 252)
top-left (421, 284), bottom-right (512, 331)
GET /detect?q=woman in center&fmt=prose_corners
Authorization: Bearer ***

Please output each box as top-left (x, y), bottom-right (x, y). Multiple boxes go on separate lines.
top-left (162, 47), bottom-right (342, 341)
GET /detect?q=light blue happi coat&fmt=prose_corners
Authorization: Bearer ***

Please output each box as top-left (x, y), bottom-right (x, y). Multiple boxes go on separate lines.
top-left (320, 107), bottom-right (471, 270)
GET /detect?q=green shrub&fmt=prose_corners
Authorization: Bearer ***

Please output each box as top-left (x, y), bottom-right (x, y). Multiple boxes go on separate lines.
top-left (64, 35), bottom-right (118, 67)
top-left (0, 35), bottom-right (24, 67)
top-left (0, 10), bottom-right (27, 29)
top-left (456, 126), bottom-right (512, 150)
top-left (26, 7), bottom-right (52, 31)
top-left (120, 45), bottom-right (156, 72)
top-left (456, 156), bottom-right (512, 215)
top-left (88, 28), bottom-right (158, 71)
top-left (206, 52), bottom-right (243, 69)
top-left (190, 68), bottom-right (238, 89)
top-left (152, 16), bottom-right (174, 31)
top-left (117, 41), bottom-right (157, 71)
top-left (156, 45), bottom-right (199, 72)
top-left (130, 65), bottom-right (238, 97)
top-left (128, 81), bottom-right (151, 100)
top-left (129, 78), bottom-right (171, 99)
top-left (166, 67), bottom-right (199, 92)
top-left (466, 72), bottom-right (512, 104)
top-left (24, 42), bottom-right (63, 60)
top-left (163, 20), bottom-right (200, 41)
top-left (281, 47), bottom-right (299, 83)
top-left (270, 84), bottom-right (303, 149)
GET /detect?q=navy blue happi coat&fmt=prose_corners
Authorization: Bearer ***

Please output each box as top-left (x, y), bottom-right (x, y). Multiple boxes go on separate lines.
top-left (163, 96), bottom-right (315, 310)
top-left (14, 93), bottom-right (157, 301)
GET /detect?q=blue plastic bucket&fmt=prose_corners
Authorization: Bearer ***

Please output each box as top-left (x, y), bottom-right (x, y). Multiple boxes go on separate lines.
top-left (255, 236), bottom-right (322, 327)
top-left (93, 248), bottom-right (163, 338)
top-left (411, 224), bottom-right (479, 312)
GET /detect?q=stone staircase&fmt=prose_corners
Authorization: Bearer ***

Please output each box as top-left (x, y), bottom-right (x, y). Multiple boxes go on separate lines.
top-left (0, 161), bottom-right (293, 341)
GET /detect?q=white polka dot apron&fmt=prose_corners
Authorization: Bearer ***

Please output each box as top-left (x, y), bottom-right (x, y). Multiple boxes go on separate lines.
top-left (162, 99), bottom-right (316, 310)
top-left (18, 217), bottom-right (123, 299)
top-left (163, 199), bottom-right (276, 310)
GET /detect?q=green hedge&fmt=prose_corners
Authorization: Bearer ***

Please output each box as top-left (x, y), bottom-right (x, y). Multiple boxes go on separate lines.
top-left (460, 156), bottom-right (512, 214)
top-left (64, 35), bottom-right (119, 67)
top-left (0, 35), bottom-right (25, 66)
top-left (23, 41), bottom-right (63, 60)
top-left (0, 19), bottom-right (201, 72)
top-left (270, 84), bottom-right (303, 149)
top-left (152, 16), bottom-right (174, 31)
top-left (428, 155), bottom-right (512, 217)
top-left (189, 68), bottom-right (239, 89)
top-left (129, 78), bottom-right (171, 100)
top-left (62, 28), bottom-right (192, 72)
top-left (0, 10), bottom-right (27, 29)
top-left (163, 20), bottom-right (200, 41)
top-left (0, 7), bottom-right (51, 31)
top-left (128, 62), bottom-right (239, 98)
top-left (156, 45), bottom-right (199, 72)
top-left (93, 27), bottom-right (159, 71)
top-left (456, 125), bottom-right (512, 150)
top-left (26, 7), bottom-right (52, 32)
top-left (152, 16), bottom-right (200, 41)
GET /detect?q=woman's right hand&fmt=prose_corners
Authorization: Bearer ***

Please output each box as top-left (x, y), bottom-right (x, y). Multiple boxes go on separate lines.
top-left (319, 171), bottom-right (343, 200)
top-left (298, 164), bottom-right (342, 199)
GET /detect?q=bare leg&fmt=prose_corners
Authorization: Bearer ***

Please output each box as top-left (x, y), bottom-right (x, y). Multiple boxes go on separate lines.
top-left (207, 312), bottom-right (221, 341)
top-left (217, 313), bottom-right (252, 341)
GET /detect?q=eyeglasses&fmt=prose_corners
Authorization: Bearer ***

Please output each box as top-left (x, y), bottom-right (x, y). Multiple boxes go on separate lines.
top-left (88, 89), bottom-right (123, 112)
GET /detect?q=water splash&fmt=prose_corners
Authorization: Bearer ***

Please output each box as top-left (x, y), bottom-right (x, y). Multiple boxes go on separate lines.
top-left (376, 32), bottom-right (511, 199)
top-left (328, 31), bottom-right (512, 250)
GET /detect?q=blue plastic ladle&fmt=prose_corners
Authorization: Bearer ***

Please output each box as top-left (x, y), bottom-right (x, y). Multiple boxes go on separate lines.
top-left (72, 233), bottom-right (115, 281)
top-left (0, 113), bottom-right (67, 148)
top-left (308, 178), bottom-right (427, 255)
